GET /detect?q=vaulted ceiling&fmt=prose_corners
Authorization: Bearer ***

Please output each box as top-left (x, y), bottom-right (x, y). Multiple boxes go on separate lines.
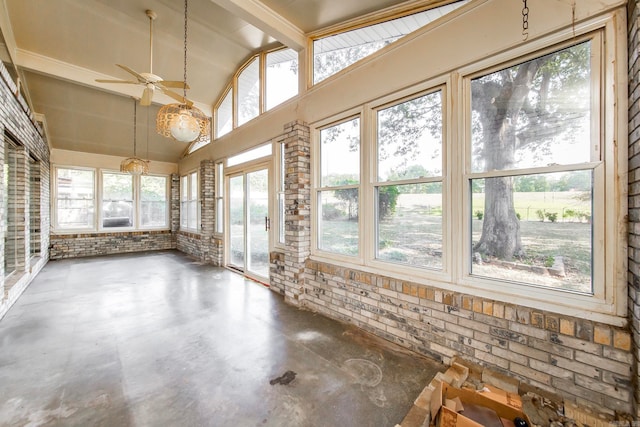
top-left (0, 0), bottom-right (418, 163)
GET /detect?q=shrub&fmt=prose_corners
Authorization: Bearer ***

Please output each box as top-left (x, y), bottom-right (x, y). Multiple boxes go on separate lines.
top-left (544, 212), bottom-right (558, 223)
top-left (474, 210), bottom-right (484, 220)
top-left (536, 209), bottom-right (545, 221)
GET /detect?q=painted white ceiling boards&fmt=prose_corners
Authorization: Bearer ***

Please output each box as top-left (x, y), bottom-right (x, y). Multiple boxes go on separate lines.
top-left (0, 0), bottom-right (418, 163)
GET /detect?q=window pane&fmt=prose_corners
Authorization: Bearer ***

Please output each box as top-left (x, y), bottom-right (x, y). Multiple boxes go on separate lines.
top-left (216, 89), bottom-right (233, 138)
top-left (266, 48), bottom-right (298, 110)
top-left (313, 2), bottom-right (468, 84)
top-left (181, 201), bottom-right (188, 227)
top-left (470, 170), bottom-right (592, 293)
top-left (216, 198), bottom-right (224, 234)
top-left (320, 118), bottom-right (360, 186)
top-left (278, 192), bottom-right (285, 244)
top-left (237, 57), bottom-right (260, 126)
top-left (56, 168), bottom-right (95, 229)
top-left (471, 41), bottom-right (592, 172)
top-left (190, 172), bottom-right (198, 200)
top-left (227, 144), bottom-right (272, 167)
top-left (181, 176), bottom-right (188, 201)
top-left (378, 91), bottom-right (442, 181)
top-left (141, 176), bottom-right (167, 227)
top-left (57, 199), bottom-right (94, 229)
top-left (102, 173), bottom-right (133, 228)
top-left (57, 168), bottom-right (94, 200)
top-left (318, 190), bottom-right (358, 255)
top-left (188, 200), bottom-right (197, 229)
top-left (377, 183), bottom-right (442, 269)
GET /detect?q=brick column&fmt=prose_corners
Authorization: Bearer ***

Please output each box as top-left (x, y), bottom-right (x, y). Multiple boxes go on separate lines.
top-left (628, 0), bottom-right (640, 418)
top-left (283, 121), bottom-right (311, 305)
top-left (199, 160), bottom-right (221, 264)
top-left (170, 173), bottom-right (180, 248)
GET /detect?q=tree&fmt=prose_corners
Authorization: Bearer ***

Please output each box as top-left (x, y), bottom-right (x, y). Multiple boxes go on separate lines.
top-left (471, 42), bottom-right (590, 260)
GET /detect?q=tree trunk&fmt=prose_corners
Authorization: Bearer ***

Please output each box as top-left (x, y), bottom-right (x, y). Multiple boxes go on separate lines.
top-left (473, 61), bottom-right (540, 260)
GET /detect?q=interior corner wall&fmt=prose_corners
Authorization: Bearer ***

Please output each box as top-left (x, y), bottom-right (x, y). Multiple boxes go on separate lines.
top-left (0, 61), bottom-right (50, 319)
top-left (627, 0), bottom-right (640, 419)
top-left (176, 160), bottom-right (223, 265)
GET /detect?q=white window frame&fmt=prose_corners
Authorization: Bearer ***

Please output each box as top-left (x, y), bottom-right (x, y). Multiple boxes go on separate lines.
top-left (214, 162), bottom-right (224, 236)
top-left (100, 170), bottom-right (134, 231)
top-left (139, 174), bottom-right (170, 230)
top-left (310, 15), bottom-right (626, 323)
top-left (53, 165), bottom-right (171, 233)
top-left (368, 85), bottom-right (450, 278)
top-left (274, 141), bottom-right (286, 248)
top-left (311, 111), bottom-right (363, 262)
top-left (53, 166), bottom-right (97, 231)
top-left (180, 170), bottom-right (199, 232)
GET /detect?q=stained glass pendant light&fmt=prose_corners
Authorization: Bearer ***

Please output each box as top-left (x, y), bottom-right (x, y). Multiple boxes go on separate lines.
top-left (156, 0), bottom-right (209, 143)
top-left (121, 99), bottom-right (149, 175)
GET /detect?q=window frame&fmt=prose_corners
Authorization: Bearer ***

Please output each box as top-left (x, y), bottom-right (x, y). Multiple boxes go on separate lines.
top-left (274, 140), bottom-right (286, 249)
top-left (310, 17), bottom-right (626, 322)
top-left (100, 170), bottom-right (134, 231)
top-left (213, 47), bottom-right (300, 140)
top-left (139, 174), bottom-right (170, 230)
top-left (458, 29), bottom-right (616, 316)
top-left (180, 170), bottom-right (200, 232)
top-left (311, 111), bottom-right (364, 261)
top-left (53, 165), bottom-right (171, 233)
top-left (369, 86), bottom-right (449, 275)
top-left (53, 166), bottom-right (97, 231)
top-left (214, 162), bottom-right (225, 237)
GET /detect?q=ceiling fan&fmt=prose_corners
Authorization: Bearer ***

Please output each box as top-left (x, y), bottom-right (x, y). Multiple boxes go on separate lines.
top-left (96, 9), bottom-right (193, 107)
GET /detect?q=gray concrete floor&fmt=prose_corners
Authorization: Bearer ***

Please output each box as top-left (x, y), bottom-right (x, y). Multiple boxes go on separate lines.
top-left (0, 250), bottom-right (443, 427)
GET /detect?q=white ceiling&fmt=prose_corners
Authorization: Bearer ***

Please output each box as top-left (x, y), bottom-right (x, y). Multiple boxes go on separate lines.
top-left (1, 0), bottom-right (425, 163)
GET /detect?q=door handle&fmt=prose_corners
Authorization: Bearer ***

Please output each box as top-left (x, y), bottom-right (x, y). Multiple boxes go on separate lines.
top-left (265, 216), bottom-right (271, 231)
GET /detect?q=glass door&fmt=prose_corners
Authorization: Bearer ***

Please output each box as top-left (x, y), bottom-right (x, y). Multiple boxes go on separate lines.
top-left (226, 165), bottom-right (270, 281)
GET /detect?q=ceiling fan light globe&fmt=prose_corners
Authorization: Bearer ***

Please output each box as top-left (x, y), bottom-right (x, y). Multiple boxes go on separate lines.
top-left (169, 111), bottom-right (200, 142)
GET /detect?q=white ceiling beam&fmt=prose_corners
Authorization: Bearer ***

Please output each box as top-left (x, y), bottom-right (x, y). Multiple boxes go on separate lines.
top-left (14, 49), bottom-right (212, 116)
top-left (209, 0), bottom-right (306, 52)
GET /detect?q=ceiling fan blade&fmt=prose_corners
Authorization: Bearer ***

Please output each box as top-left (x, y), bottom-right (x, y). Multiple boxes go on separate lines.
top-left (95, 79), bottom-right (139, 84)
top-left (158, 81), bottom-right (190, 89)
top-left (162, 88), bottom-right (194, 107)
top-left (115, 64), bottom-right (146, 82)
top-left (141, 87), bottom-right (154, 106)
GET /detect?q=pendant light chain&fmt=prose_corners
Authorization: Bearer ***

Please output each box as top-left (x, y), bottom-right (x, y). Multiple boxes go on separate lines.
top-left (182, 0), bottom-right (188, 103)
top-left (133, 99), bottom-right (137, 156)
top-left (522, 0), bottom-right (529, 41)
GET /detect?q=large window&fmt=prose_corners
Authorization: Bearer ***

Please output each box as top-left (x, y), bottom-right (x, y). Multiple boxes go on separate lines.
top-left (102, 172), bottom-right (133, 228)
top-left (374, 90), bottom-right (444, 269)
top-left (56, 168), bottom-right (95, 229)
top-left (312, 1), bottom-right (468, 84)
top-left (311, 26), bottom-right (623, 317)
top-left (266, 49), bottom-right (298, 111)
top-left (140, 175), bottom-right (168, 228)
top-left (54, 167), bottom-right (169, 231)
top-left (316, 117), bottom-right (360, 256)
top-left (216, 88), bottom-right (233, 138)
top-left (468, 40), bottom-right (596, 294)
top-left (181, 171), bottom-right (199, 231)
top-left (214, 48), bottom-right (299, 139)
top-left (237, 57), bottom-right (260, 126)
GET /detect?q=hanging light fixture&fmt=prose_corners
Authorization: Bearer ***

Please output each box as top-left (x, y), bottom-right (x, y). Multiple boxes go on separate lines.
top-left (156, 0), bottom-right (210, 143)
top-left (121, 98), bottom-right (149, 175)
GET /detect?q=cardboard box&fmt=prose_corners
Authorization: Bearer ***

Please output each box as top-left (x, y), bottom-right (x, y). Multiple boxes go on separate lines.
top-left (431, 380), bottom-right (531, 427)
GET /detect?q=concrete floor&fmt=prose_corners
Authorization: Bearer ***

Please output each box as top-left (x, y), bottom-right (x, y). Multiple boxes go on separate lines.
top-left (0, 250), bottom-right (444, 427)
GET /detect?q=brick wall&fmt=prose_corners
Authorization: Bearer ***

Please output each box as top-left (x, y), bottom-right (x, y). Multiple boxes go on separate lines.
top-left (176, 160), bottom-right (223, 265)
top-left (0, 61), bottom-right (50, 319)
top-left (628, 0), bottom-right (640, 419)
top-left (303, 260), bottom-right (633, 415)
top-left (50, 230), bottom-right (173, 259)
top-left (271, 116), bottom-right (633, 414)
